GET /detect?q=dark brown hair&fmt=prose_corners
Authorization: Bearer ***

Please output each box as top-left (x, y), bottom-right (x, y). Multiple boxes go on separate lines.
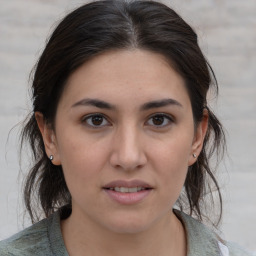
top-left (21, 0), bottom-right (225, 224)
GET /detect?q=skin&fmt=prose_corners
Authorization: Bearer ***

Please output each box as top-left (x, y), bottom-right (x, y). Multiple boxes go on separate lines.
top-left (36, 49), bottom-right (208, 256)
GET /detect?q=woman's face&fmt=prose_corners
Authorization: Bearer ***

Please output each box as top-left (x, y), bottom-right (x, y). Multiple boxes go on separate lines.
top-left (39, 49), bottom-right (207, 234)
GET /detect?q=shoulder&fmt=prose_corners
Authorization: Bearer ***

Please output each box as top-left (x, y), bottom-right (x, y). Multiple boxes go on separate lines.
top-left (174, 209), bottom-right (253, 256)
top-left (0, 215), bottom-right (54, 256)
top-left (176, 210), bottom-right (222, 255)
top-left (224, 241), bottom-right (254, 256)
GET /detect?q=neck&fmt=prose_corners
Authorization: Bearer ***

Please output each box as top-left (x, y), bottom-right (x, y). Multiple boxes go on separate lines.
top-left (61, 209), bottom-right (186, 256)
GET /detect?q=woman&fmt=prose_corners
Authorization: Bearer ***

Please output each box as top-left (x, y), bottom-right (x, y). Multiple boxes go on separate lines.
top-left (0, 0), bottom-right (252, 255)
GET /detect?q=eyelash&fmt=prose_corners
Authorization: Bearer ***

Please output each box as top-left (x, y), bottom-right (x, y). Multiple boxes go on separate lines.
top-left (82, 113), bottom-right (174, 129)
top-left (146, 113), bottom-right (174, 128)
top-left (82, 113), bottom-right (110, 128)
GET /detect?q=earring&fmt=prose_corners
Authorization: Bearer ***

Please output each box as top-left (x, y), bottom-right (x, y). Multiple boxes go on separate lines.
top-left (49, 155), bottom-right (54, 161)
top-left (192, 153), bottom-right (197, 158)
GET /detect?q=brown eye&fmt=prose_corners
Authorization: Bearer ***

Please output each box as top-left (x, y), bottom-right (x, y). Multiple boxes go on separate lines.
top-left (91, 115), bottom-right (104, 125)
top-left (83, 114), bottom-right (109, 128)
top-left (147, 114), bottom-right (173, 127)
top-left (152, 115), bottom-right (164, 125)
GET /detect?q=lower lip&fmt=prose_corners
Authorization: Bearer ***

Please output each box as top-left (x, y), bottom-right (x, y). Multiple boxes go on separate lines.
top-left (103, 189), bottom-right (152, 205)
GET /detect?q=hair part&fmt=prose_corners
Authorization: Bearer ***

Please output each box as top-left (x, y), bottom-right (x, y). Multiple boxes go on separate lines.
top-left (20, 0), bottom-right (226, 225)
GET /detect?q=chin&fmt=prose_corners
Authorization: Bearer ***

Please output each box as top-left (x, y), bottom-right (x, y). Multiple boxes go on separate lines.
top-left (102, 213), bottom-right (156, 234)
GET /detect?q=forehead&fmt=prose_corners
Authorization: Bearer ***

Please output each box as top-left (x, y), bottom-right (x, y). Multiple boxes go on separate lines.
top-left (59, 49), bottom-right (191, 110)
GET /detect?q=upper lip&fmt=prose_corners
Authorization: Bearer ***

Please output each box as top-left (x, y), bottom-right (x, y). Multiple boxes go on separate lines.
top-left (103, 179), bottom-right (153, 189)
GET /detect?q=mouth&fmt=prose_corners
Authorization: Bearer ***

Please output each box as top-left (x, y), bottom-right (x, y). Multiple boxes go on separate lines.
top-left (103, 179), bottom-right (153, 192)
top-left (103, 180), bottom-right (153, 204)
top-left (105, 186), bottom-right (151, 193)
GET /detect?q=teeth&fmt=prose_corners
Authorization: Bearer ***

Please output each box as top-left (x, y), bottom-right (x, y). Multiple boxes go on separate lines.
top-left (110, 187), bottom-right (145, 193)
top-left (128, 187), bottom-right (138, 193)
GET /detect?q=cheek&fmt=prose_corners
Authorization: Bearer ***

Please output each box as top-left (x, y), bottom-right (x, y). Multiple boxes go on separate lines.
top-left (55, 131), bottom-right (108, 184)
top-left (151, 132), bottom-right (193, 188)
top-left (57, 139), bottom-right (106, 207)
top-left (153, 131), bottom-right (193, 168)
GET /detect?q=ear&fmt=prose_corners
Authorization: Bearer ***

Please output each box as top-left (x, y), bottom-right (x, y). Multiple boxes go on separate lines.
top-left (188, 109), bottom-right (209, 166)
top-left (35, 112), bottom-right (61, 165)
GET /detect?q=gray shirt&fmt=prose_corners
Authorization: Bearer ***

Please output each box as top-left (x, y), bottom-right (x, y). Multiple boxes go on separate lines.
top-left (0, 209), bottom-right (252, 256)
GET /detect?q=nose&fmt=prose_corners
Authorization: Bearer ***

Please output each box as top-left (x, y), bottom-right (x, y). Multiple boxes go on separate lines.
top-left (109, 126), bottom-right (147, 171)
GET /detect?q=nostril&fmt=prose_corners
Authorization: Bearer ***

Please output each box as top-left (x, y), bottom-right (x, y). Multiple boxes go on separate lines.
top-left (109, 151), bottom-right (147, 171)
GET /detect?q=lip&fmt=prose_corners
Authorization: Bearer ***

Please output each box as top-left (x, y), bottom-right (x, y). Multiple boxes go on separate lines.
top-left (103, 179), bottom-right (153, 205)
top-left (103, 179), bottom-right (153, 189)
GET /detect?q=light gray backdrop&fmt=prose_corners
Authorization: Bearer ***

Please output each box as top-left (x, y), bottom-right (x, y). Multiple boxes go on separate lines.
top-left (0, 0), bottom-right (255, 252)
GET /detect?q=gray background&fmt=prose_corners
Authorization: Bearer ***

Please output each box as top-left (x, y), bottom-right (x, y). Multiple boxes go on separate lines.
top-left (0, 0), bottom-right (255, 253)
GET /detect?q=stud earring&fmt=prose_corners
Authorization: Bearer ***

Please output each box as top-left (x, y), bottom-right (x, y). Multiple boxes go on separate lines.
top-left (49, 155), bottom-right (54, 161)
top-left (192, 153), bottom-right (197, 158)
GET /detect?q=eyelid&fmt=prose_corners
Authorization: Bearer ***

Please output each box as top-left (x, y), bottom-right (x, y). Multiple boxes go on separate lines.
top-left (81, 113), bottom-right (111, 128)
top-left (145, 113), bottom-right (174, 127)
top-left (81, 112), bottom-right (174, 129)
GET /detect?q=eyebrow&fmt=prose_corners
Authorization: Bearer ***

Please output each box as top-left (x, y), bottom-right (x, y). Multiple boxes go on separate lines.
top-left (72, 98), bottom-right (115, 110)
top-left (71, 98), bottom-right (183, 110)
top-left (140, 98), bottom-right (183, 111)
